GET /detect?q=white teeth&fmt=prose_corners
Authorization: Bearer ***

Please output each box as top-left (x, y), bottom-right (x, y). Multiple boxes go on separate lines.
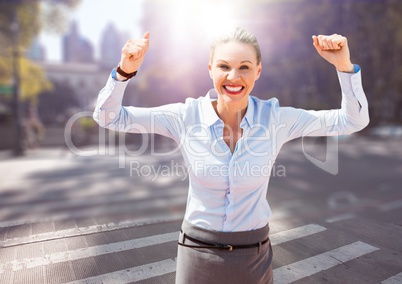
top-left (225, 86), bottom-right (242, 92)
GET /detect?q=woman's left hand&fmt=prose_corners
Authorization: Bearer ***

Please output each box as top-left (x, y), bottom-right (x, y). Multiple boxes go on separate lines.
top-left (312, 34), bottom-right (354, 73)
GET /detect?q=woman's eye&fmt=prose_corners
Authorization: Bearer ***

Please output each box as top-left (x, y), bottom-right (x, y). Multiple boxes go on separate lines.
top-left (219, 65), bottom-right (229, 69)
top-left (240, 65), bottom-right (249, 70)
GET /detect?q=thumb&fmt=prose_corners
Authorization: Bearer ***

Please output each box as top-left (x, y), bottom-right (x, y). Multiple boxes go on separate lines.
top-left (312, 35), bottom-right (322, 53)
top-left (312, 35), bottom-right (318, 47)
top-left (143, 31), bottom-right (150, 40)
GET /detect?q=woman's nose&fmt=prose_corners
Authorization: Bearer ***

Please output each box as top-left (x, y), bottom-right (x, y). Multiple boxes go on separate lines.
top-left (227, 68), bottom-right (239, 80)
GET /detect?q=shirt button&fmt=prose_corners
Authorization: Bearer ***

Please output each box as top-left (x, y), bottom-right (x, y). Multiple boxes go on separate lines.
top-left (224, 215), bottom-right (227, 221)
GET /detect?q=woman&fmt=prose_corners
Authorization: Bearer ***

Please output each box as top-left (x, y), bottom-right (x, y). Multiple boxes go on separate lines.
top-left (93, 28), bottom-right (369, 283)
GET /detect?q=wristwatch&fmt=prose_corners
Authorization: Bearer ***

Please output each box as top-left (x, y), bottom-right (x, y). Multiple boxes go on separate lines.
top-left (116, 65), bottom-right (137, 79)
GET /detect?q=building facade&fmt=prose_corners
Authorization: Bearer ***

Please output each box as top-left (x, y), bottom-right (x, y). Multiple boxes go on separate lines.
top-left (62, 21), bottom-right (94, 64)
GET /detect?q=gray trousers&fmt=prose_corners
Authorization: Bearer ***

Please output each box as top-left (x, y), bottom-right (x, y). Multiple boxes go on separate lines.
top-left (176, 220), bottom-right (273, 284)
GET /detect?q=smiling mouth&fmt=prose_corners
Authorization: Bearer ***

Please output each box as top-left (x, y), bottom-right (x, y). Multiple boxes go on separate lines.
top-left (224, 85), bottom-right (244, 95)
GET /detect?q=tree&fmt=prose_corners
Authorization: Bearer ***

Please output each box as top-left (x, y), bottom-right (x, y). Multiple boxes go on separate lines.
top-left (0, 0), bottom-right (81, 153)
top-left (0, 0), bottom-right (81, 102)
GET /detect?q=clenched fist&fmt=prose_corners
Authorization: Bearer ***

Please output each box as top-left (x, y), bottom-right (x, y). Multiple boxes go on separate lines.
top-left (312, 34), bottom-right (354, 73)
top-left (117, 32), bottom-right (150, 79)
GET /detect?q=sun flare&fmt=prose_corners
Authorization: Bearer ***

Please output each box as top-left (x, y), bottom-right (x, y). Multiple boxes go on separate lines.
top-left (167, 0), bottom-right (242, 43)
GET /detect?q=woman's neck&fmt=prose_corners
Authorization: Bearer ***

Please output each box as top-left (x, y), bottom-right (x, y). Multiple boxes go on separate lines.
top-left (212, 98), bottom-right (248, 127)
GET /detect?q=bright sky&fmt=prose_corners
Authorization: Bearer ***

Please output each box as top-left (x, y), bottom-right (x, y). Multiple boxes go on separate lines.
top-left (39, 0), bottom-right (144, 62)
top-left (39, 0), bottom-right (254, 63)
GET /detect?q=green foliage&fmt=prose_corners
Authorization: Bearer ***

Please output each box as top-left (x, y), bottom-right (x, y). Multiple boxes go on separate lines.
top-left (0, 1), bottom-right (40, 49)
top-left (0, 0), bottom-right (80, 103)
top-left (20, 58), bottom-right (53, 102)
top-left (40, 0), bottom-right (81, 34)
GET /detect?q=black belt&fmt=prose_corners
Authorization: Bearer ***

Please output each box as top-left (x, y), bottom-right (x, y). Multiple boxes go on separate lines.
top-left (178, 230), bottom-right (270, 251)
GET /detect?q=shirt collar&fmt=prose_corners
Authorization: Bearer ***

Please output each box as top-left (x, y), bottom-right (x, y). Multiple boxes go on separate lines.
top-left (243, 95), bottom-right (254, 128)
top-left (201, 89), bottom-right (255, 128)
top-left (200, 89), bottom-right (220, 127)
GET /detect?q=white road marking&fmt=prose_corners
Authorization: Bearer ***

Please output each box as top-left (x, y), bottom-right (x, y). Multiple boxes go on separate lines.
top-left (326, 213), bottom-right (355, 223)
top-left (270, 209), bottom-right (293, 221)
top-left (273, 241), bottom-right (379, 284)
top-left (0, 223), bottom-right (379, 284)
top-left (378, 199), bottom-right (402, 212)
top-left (65, 258), bottom-right (177, 284)
top-left (0, 232), bottom-right (178, 273)
top-left (0, 213), bottom-right (183, 248)
top-left (1, 223), bottom-right (326, 274)
top-left (381, 272), bottom-right (402, 284)
top-left (270, 224), bottom-right (327, 246)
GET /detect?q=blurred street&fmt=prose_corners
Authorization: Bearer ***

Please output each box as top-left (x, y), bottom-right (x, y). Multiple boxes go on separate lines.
top-left (1, 1), bottom-right (402, 283)
top-left (0, 137), bottom-right (402, 284)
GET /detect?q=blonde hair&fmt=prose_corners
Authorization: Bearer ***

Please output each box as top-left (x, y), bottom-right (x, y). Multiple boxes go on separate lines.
top-left (209, 27), bottom-right (262, 65)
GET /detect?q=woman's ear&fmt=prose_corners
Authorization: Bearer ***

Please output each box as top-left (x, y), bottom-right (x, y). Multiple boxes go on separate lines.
top-left (208, 64), bottom-right (213, 78)
top-left (256, 64), bottom-right (262, 80)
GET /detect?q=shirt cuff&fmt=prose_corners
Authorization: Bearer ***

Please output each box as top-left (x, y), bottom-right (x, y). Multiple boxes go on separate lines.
top-left (111, 67), bottom-right (129, 82)
top-left (353, 64), bottom-right (361, 73)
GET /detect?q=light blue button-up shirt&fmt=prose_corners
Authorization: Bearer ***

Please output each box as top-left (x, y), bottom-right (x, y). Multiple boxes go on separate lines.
top-left (94, 67), bottom-right (369, 232)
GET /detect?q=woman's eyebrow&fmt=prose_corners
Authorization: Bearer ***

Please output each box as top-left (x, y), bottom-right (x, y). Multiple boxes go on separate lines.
top-left (216, 60), bottom-right (253, 64)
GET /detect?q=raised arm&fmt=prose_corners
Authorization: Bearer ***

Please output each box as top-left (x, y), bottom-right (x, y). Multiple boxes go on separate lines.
top-left (278, 34), bottom-right (369, 141)
top-left (93, 32), bottom-right (185, 142)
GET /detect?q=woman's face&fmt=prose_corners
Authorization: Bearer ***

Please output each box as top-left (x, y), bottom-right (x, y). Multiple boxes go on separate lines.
top-left (208, 41), bottom-right (262, 104)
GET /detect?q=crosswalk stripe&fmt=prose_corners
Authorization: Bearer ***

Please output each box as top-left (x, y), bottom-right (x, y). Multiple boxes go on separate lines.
top-left (65, 258), bottom-right (177, 284)
top-left (273, 241), bottom-right (379, 284)
top-left (0, 232), bottom-right (178, 273)
top-left (0, 223), bottom-right (380, 284)
top-left (325, 213), bottom-right (355, 223)
top-left (1, 219), bottom-right (323, 250)
top-left (380, 272), bottom-right (402, 284)
top-left (0, 223), bottom-right (325, 274)
top-left (378, 199), bottom-right (402, 212)
top-left (0, 213), bottom-right (183, 248)
top-left (270, 224), bottom-right (326, 246)
top-left (65, 240), bottom-right (387, 284)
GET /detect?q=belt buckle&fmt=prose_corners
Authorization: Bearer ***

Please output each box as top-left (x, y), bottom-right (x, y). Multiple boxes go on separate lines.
top-left (216, 244), bottom-right (233, 251)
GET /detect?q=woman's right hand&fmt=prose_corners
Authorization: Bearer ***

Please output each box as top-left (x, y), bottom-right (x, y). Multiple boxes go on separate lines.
top-left (118, 31), bottom-right (150, 75)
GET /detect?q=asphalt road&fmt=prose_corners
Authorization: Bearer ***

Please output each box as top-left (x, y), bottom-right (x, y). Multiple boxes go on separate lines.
top-left (0, 136), bottom-right (401, 284)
